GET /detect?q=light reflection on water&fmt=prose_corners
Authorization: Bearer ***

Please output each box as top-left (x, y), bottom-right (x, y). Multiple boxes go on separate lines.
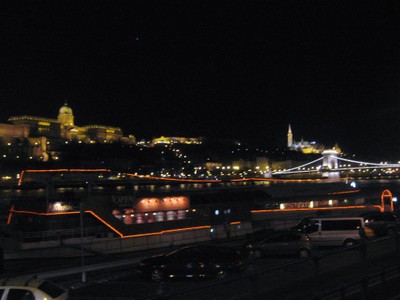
top-left (0, 179), bottom-right (399, 205)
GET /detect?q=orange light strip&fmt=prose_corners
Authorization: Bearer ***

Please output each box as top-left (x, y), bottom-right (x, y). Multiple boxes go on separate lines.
top-left (17, 170), bottom-right (24, 186)
top-left (329, 190), bottom-right (360, 195)
top-left (122, 225), bottom-right (212, 239)
top-left (73, 210), bottom-right (214, 239)
top-left (87, 210), bottom-right (124, 238)
top-left (125, 173), bottom-right (221, 183)
top-left (8, 209), bottom-right (227, 239)
top-left (18, 168), bottom-right (112, 186)
top-left (230, 221), bottom-right (241, 225)
top-left (251, 205), bottom-right (382, 213)
top-left (6, 205), bottom-right (14, 225)
top-left (9, 209), bottom-right (80, 216)
top-left (23, 168), bottom-right (111, 173)
top-left (7, 213), bottom-right (12, 225)
top-left (125, 174), bottom-right (351, 184)
top-left (381, 189), bottom-right (394, 212)
top-left (17, 169), bottom-right (355, 185)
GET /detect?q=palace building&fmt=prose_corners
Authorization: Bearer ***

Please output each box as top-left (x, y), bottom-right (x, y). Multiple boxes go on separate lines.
top-left (0, 103), bottom-right (136, 161)
top-left (152, 136), bottom-right (203, 145)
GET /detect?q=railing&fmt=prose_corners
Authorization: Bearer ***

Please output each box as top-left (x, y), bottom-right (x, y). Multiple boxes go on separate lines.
top-left (17, 226), bottom-right (112, 242)
top-left (317, 265), bottom-right (400, 299)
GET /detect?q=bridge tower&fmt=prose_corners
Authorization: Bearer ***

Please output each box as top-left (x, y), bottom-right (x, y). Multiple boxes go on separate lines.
top-left (322, 150), bottom-right (339, 169)
top-left (321, 150), bottom-right (339, 178)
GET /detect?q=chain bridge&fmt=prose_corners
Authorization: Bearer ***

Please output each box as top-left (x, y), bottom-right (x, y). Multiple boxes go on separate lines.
top-left (272, 150), bottom-right (400, 178)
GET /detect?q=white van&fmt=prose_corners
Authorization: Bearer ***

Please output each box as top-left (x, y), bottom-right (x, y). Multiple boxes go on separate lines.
top-left (294, 217), bottom-right (366, 247)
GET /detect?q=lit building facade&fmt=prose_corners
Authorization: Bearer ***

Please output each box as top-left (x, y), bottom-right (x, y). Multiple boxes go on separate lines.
top-left (287, 124), bottom-right (326, 154)
top-left (152, 136), bottom-right (203, 145)
top-left (0, 103), bottom-right (136, 161)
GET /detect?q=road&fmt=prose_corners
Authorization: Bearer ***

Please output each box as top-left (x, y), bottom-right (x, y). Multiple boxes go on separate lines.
top-left (2, 236), bottom-right (400, 299)
top-left (67, 249), bottom-right (400, 300)
top-left (69, 237), bottom-right (400, 299)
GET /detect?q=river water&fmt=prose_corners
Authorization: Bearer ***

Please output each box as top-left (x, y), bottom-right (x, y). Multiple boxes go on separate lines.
top-left (1, 178), bottom-right (399, 210)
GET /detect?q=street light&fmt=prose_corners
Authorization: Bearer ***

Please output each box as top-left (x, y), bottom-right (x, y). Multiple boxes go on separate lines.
top-left (80, 182), bottom-right (91, 283)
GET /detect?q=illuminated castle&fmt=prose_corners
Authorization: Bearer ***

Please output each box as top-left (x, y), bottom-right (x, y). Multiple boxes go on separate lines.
top-left (0, 103), bottom-right (136, 161)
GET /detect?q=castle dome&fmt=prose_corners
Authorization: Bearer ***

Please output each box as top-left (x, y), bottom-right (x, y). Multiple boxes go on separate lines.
top-left (59, 103), bottom-right (73, 115)
top-left (58, 102), bottom-right (75, 127)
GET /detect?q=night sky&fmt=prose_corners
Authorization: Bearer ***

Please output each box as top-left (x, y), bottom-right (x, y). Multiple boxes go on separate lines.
top-left (2, 0), bottom-right (399, 160)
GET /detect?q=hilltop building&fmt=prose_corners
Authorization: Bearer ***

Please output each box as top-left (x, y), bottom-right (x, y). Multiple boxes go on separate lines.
top-left (287, 124), bottom-right (326, 154)
top-left (0, 103), bottom-right (136, 161)
top-left (152, 136), bottom-right (203, 145)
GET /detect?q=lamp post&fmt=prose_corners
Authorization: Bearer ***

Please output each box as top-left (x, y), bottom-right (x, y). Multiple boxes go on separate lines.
top-left (80, 182), bottom-right (90, 283)
top-left (79, 200), bottom-right (86, 282)
top-left (79, 201), bottom-right (86, 283)
top-left (46, 181), bottom-right (53, 213)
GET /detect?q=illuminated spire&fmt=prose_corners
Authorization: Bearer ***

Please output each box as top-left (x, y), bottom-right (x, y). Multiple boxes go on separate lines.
top-left (287, 124), bottom-right (293, 148)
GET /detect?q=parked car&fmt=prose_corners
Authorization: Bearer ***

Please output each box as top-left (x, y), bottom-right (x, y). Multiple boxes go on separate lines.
top-left (360, 212), bottom-right (400, 237)
top-left (137, 245), bottom-right (247, 282)
top-left (245, 228), bottom-right (275, 242)
top-left (292, 217), bottom-right (367, 247)
top-left (0, 276), bottom-right (69, 300)
top-left (241, 230), bottom-right (313, 259)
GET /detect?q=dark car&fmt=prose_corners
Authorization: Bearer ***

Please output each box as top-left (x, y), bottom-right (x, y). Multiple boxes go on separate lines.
top-left (242, 230), bottom-right (313, 259)
top-left (137, 245), bottom-right (247, 282)
top-left (245, 227), bottom-right (275, 241)
top-left (360, 212), bottom-right (400, 237)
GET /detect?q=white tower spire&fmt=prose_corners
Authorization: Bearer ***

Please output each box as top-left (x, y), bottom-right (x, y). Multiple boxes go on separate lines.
top-left (287, 124), bottom-right (293, 149)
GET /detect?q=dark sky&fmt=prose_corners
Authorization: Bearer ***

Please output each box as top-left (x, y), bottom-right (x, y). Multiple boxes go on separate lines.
top-left (2, 0), bottom-right (399, 160)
